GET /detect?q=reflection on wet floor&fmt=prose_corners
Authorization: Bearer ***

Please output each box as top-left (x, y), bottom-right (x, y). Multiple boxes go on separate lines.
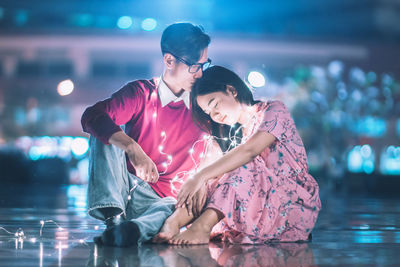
top-left (1, 184), bottom-right (400, 266)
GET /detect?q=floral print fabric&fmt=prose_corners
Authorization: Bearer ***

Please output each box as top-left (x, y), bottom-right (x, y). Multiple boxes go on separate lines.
top-left (206, 101), bottom-right (321, 244)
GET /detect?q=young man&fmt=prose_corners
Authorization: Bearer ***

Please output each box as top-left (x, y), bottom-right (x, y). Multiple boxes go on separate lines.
top-left (81, 22), bottom-right (211, 247)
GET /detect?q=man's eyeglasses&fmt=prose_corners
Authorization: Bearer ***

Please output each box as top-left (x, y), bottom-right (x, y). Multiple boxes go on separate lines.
top-left (166, 51), bottom-right (212, 73)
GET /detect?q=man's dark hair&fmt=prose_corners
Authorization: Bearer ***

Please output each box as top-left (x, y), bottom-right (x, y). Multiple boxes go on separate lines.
top-left (161, 22), bottom-right (210, 64)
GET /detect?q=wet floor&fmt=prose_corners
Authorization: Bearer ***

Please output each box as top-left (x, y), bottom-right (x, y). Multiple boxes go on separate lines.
top-left (1, 183), bottom-right (400, 266)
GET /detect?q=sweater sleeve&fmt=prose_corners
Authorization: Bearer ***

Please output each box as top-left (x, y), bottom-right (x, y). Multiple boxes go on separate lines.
top-left (81, 81), bottom-right (145, 144)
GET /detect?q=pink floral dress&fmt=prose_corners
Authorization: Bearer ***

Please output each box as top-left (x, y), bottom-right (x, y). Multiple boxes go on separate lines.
top-left (206, 100), bottom-right (321, 244)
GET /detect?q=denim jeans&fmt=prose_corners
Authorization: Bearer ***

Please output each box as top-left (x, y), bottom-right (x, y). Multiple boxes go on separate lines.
top-left (87, 136), bottom-right (176, 243)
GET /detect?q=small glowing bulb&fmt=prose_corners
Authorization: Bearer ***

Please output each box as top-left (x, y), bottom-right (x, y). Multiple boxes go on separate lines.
top-left (167, 155), bottom-right (172, 160)
top-left (40, 220), bottom-right (45, 226)
top-left (15, 229), bottom-right (24, 238)
top-left (30, 238), bottom-right (37, 243)
top-left (161, 131), bottom-right (166, 137)
top-left (94, 226), bottom-right (99, 230)
top-left (162, 162), bottom-right (167, 167)
top-left (79, 239), bottom-right (84, 243)
top-left (189, 148), bottom-right (194, 154)
top-left (203, 135), bottom-right (209, 140)
top-left (153, 112), bottom-right (157, 118)
top-left (127, 195), bottom-right (131, 201)
top-left (223, 138), bottom-right (228, 141)
top-left (158, 145), bottom-right (164, 151)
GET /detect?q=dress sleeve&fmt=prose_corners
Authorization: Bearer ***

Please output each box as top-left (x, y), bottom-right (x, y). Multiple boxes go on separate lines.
top-left (258, 101), bottom-right (291, 141)
top-left (81, 81), bottom-right (145, 144)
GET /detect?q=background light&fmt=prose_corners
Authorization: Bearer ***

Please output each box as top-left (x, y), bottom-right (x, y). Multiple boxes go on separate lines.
top-left (71, 137), bottom-right (89, 158)
top-left (347, 145), bottom-right (375, 174)
top-left (57, 80), bottom-right (74, 96)
top-left (141, 18), bottom-right (157, 31)
top-left (117, 16), bottom-right (133, 29)
top-left (247, 71), bottom-right (266, 87)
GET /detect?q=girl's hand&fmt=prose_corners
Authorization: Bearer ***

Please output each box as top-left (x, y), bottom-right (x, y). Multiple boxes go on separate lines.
top-left (176, 174), bottom-right (205, 215)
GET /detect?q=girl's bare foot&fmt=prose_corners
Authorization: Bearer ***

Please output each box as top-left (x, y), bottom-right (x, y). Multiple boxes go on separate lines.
top-left (153, 219), bottom-right (180, 243)
top-left (169, 224), bottom-right (211, 245)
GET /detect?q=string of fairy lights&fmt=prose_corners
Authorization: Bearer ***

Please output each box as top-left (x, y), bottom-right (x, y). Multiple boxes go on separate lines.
top-left (0, 85), bottom-right (263, 260)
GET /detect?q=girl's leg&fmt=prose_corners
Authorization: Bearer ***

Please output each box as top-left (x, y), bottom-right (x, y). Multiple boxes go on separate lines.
top-left (153, 207), bottom-right (194, 243)
top-left (169, 208), bottom-right (224, 245)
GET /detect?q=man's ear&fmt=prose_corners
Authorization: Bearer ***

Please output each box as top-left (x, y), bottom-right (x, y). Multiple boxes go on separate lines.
top-left (226, 85), bottom-right (238, 97)
top-left (163, 53), bottom-right (176, 70)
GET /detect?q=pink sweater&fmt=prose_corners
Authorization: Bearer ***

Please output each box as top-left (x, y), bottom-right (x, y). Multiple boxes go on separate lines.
top-left (81, 78), bottom-right (204, 198)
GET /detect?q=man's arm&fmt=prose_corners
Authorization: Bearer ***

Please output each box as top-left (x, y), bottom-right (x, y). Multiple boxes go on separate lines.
top-left (109, 131), bottom-right (159, 183)
top-left (81, 82), bottom-right (158, 182)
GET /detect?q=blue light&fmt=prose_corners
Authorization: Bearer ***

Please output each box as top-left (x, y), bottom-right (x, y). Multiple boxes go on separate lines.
top-left (354, 231), bottom-right (382, 244)
top-left (71, 14), bottom-right (94, 27)
top-left (380, 146), bottom-right (400, 175)
top-left (362, 160), bottom-right (375, 174)
top-left (348, 146), bottom-right (363, 173)
top-left (66, 185), bottom-right (87, 210)
top-left (117, 16), bottom-right (133, 29)
top-left (28, 146), bottom-right (41, 161)
top-left (349, 117), bottom-right (386, 137)
top-left (15, 10), bottom-right (28, 26)
top-left (347, 145), bottom-right (375, 174)
top-left (141, 18), bottom-right (157, 31)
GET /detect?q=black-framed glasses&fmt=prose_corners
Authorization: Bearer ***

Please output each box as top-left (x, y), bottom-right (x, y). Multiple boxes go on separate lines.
top-left (166, 51), bottom-right (212, 73)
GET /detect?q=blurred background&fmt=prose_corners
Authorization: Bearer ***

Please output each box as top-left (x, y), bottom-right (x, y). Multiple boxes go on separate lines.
top-left (0, 0), bottom-right (399, 201)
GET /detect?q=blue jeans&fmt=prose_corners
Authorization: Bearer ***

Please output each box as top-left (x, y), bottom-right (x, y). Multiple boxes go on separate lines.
top-left (87, 136), bottom-right (176, 243)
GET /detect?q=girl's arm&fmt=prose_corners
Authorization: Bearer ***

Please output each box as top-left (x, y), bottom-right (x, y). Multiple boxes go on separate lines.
top-left (177, 130), bottom-right (276, 208)
top-left (198, 130), bottom-right (276, 182)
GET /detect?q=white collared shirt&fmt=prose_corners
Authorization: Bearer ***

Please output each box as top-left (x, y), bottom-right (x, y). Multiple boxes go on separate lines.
top-left (158, 76), bottom-right (191, 109)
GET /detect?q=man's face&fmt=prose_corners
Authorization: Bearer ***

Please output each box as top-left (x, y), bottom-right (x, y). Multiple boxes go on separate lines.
top-left (173, 48), bottom-right (209, 92)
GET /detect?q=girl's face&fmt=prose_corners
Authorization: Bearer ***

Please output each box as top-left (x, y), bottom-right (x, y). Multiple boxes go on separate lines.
top-left (196, 86), bottom-right (243, 125)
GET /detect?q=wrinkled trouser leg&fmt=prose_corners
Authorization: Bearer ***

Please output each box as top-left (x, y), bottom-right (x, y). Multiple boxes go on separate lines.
top-left (87, 136), bottom-right (176, 243)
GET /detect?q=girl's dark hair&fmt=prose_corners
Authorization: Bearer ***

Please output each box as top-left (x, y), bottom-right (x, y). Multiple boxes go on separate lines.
top-left (161, 22), bottom-right (210, 64)
top-left (191, 66), bottom-right (258, 152)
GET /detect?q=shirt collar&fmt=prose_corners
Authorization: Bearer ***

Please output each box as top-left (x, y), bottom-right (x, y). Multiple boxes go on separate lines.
top-left (158, 76), bottom-right (191, 109)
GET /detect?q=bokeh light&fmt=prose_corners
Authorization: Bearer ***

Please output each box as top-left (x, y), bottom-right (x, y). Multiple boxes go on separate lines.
top-left (347, 145), bottom-right (375, 174)
top-left (57, 80), bottom-right (74, 96)
top-left (247, 71), bottom-right (266, 87)
top-left (71, 137), bottom-right (89, 158)
top-left (117, 16), bottom-right (133, 29)
top-left (141, 18), bottom-right (157, 31)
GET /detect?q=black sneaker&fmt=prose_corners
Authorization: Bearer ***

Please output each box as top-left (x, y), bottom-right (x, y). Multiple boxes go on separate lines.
top-left (95, 221), bottom-right (141, 247)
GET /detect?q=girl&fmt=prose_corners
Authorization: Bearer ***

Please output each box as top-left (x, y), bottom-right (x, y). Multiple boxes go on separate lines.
top-left (153, 66), bottom-right (321, 245)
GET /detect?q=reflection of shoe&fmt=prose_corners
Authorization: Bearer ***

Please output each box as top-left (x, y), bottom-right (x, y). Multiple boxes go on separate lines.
top-left (95, 221), bottom-right (141, 247)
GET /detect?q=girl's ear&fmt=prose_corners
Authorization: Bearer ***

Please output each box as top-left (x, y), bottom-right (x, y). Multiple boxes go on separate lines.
top-left (226, 85), bottom-right (238, 97)
top-left (163, 53), bottom-right (176, 70)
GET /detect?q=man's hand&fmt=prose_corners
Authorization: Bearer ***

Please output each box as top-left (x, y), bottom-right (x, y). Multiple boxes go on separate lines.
top-left (109, 131), bottom-right (159, 183)
top-left (127, 147), bottom-right (159, 183)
